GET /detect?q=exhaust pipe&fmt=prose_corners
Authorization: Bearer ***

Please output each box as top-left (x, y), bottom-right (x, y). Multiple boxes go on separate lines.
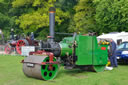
top-left (49, 7), bottom-right (56, 42)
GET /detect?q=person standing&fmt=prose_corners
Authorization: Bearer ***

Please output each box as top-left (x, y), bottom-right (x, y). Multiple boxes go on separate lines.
top-left (30, 32), bottom-right (34, 45)
top-left (109, 39), bottom-right (118, 67)
top-left (0, 29), bottom-right (4, 44)
top-left (10, 28), bottom-right (14, 40)
top-left (30, 32), bottom-right (34, 41)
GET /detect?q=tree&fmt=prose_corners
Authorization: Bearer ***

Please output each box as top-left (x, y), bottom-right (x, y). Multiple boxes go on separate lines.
top-left (68, 0), bottom-right (96, 33)
top-left (94, 0), bottom-right (128, 34)
top-left (12, 0), bottom-right (70, 39)
top-left (54, 0), bottom-right (77, 41)
top-left (0, 0), bottom-right (17, 39)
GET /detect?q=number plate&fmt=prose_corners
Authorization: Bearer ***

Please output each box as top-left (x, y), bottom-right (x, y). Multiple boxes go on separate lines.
top-left (27, 63), bottom-right (34, 67)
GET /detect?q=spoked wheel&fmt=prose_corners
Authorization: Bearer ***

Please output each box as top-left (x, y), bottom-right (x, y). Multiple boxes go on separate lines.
top-left (41, 57), bottom-right (59, 80)
top-left (91, 65), bottom-right (105, 72)
top-left (23, 55), bottom-right (59, 80)
top-left (4, 44), bottom-right (12, 54)
top-left (16, 39), bottom-right (28, 55)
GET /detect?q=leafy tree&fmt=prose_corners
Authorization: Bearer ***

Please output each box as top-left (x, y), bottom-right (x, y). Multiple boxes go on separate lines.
top-left (94, 0), bottom-right (128, 34)
top-left (55, 0), bottom-right (77, 12)
top-left (1, 0), bottom-right (127, 40)
top-left (12, 0), bottom-right (70, 40)
top-left (68, 0), bottom-right (96, 33)
top-left (55, 0), bottom-right (77, 41)
top-left (0, 0), bottom-right (16, 39)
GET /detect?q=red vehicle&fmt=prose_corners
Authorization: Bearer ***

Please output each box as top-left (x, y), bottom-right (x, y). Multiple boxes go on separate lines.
top-left (4, 40), bottom-right (17, 54)
top-left (16, 37), bottom-right (39, 55)
top-left (5, 35), bottom-right (39, 55)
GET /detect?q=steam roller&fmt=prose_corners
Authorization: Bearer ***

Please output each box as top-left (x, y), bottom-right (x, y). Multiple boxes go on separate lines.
top-left (23, 55), bottom-right (59, 80)
top-left (22, 7), bottom-right (108, 80)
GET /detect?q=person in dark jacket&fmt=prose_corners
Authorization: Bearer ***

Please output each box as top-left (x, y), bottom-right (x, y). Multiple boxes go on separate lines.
top-left (10, 28), bottom-right (14, 40)
top-left (109, 39), bottom-right (118, 67)
top-left (0, 29), bottom-right (5, 44)
top-left (30, 32), bottom-right (34, 45)
top-left (30, 32), bottom-right (34, 41)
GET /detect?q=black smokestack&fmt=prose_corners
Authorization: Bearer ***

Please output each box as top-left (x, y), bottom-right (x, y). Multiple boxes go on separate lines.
top-left (49, 7), bottom-right (56, 42)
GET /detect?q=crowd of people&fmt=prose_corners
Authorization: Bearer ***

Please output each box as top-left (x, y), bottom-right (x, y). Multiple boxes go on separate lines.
top-left (10, 28), bottom-right (35, 42)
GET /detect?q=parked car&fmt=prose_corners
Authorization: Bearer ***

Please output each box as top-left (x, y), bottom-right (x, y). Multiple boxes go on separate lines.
top-left (116, 42), bottom-right (128, 63)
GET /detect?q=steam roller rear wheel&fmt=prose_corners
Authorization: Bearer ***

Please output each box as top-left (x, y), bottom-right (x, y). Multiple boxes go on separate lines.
top-left (91, 65), bottom-right (105, 72)
top-left (23, 55), bottom-right (59, 80)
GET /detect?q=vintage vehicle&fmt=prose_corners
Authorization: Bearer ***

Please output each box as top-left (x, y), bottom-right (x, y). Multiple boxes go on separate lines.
top-left (116, 42), bottom-right (128, 63)
top-left (16, 37), bottom-right (39, 55)
top-left (4, 34), bottom-right (18, 54)
top-left (4, 33), bottom-right (39, 55)
top-left (21, 7), bottom-right (108, 80)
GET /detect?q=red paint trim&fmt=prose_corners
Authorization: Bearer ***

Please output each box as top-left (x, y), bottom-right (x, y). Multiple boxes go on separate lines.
top-left (48, 53), bottom-right (53, 70)
top-left (47, 36), bottom-right (52, 38)
top-left (22, 61), bottom-right (59, 65)
top-left (29, 50), bottom-right (45, 55)
top-left (101, 47), bottom-right (106, 50)
top-left (41, 61), bottom-right (59, 65)
top-left (83, 34), bottom-right (87, 36)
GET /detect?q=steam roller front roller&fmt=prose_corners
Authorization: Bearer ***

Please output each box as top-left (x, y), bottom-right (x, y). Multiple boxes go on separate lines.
top-left (23, 55), bottom-right (59, 80)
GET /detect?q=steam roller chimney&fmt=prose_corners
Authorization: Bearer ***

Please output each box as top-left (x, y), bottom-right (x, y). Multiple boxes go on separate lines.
top-left (49, 7), bottom-right (56, 42)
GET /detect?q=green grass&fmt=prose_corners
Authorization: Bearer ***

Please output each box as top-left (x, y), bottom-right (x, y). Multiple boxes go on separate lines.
top-left (0, 55), bottom-right (128, 85)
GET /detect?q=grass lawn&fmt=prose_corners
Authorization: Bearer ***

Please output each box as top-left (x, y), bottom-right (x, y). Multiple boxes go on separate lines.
top-left (0, 55), bottom-right (128, 85)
